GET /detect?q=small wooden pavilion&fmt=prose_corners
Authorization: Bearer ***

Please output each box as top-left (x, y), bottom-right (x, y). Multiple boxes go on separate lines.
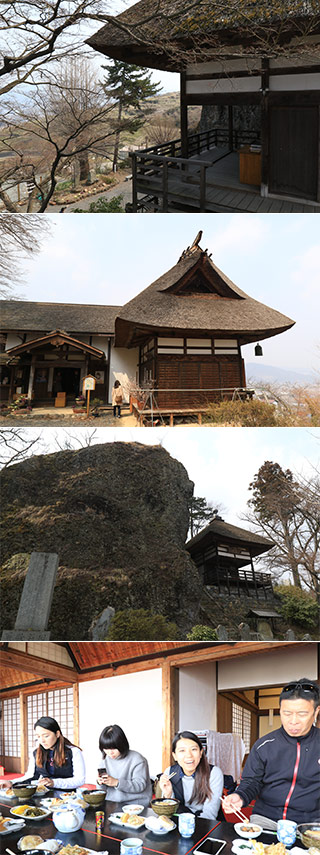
top-left (115, 231), bottom-right (294, 407)
top-left (187, 517), bottom-right (274, 600)
top-left (87, 0), bottom-right (320, 212)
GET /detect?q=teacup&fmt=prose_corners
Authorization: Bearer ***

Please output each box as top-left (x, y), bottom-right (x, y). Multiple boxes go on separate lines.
top-left (277, 820), bottom-right (297, 845)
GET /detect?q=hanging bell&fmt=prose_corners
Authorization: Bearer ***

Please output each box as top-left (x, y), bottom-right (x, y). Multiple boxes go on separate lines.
top-left (255, 343), bottom-right (263, 356)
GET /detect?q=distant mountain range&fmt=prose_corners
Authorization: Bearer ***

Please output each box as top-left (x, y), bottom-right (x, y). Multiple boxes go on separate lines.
top-left (246, 363), bottom-right (318, 386)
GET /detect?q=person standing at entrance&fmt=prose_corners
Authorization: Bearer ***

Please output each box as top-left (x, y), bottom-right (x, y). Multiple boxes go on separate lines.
top-left (112, 379), bottom-right (123, 419)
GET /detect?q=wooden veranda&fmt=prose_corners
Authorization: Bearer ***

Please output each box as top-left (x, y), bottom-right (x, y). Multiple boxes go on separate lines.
top-left (130, 128), bottom-right (320, 213)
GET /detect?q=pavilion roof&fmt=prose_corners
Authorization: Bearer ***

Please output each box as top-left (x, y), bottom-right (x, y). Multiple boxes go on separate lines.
top-left (187, 518), bottom-right (274, 556)
top-left (114, 236), bottom-right (295, 347)
top-left (0, 301), bottom-right (121, 335)
top-left (87, 0), bottom-right (320, 70)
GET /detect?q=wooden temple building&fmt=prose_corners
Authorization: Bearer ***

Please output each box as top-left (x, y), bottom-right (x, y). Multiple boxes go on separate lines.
top-left (0, 232), bottom-right (294, 409)
top-left (87, 0), bottom-right (320, 213)
top-left (187, 517), bottom-right (274, 600)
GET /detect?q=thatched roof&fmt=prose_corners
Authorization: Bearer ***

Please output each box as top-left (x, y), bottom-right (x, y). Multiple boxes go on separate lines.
top-left (0, 301), bottom-right (121, 335)
top-left (115, 237), bottom-right (295, 347)
top-left (187, 518), bottom-right (274, 556)
top-left (87, 0), bottom-right (320, 70)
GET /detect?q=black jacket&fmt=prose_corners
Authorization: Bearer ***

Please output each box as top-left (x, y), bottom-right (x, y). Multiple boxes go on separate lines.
top-left (236, 725), bottom-right (320, 823)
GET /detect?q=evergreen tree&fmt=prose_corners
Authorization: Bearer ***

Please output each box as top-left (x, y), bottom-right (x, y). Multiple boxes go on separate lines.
top-left (102, 61), bottom-right (161, 171)
top-left (189, 497), bottom-right (221, 538)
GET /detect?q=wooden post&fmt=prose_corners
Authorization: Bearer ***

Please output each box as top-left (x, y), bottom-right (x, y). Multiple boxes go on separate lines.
top-left (19, 691), bottom-right (28, 774)
top-left (162, 661), bottom-right (178, 771)
top-left (86, 388), bottom-right (90, 418)
top-left (180, 72), bottom-right (188, 159)
top-left (73, 683), bottom-right (80, 747)
top-left (200, 165), bottom-right (206, 211)
top-left (27, 354), bottom-right (36, 401)
top-left (162, 161), bottom-right (168, 212)
top-left (132, 154), bottom-right (138, 212)
top-left (228, 105), bottom-right (234, 152)
top-left (260, 59), bottom-right (270, 197)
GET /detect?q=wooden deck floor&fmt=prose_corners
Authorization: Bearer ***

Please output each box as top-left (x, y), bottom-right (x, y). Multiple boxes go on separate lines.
top-left (135, 149), bottom-right (320, 213)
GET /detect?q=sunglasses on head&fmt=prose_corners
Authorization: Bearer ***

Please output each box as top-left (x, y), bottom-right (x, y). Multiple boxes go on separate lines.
top-left (282, 681), bottom-right (319, 696)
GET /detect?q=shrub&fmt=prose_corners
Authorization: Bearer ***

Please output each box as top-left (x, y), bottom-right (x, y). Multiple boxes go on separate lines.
top-left (275, 585), bottom-right (319, 629)
top-left (106, 608), bottom-right (180, 640)
top-left (73, 195), bottom-right (124, 213)
top-left (204, 399), bottom-right (278, 427)
top-left (186, 625), bottom-right (218, 640)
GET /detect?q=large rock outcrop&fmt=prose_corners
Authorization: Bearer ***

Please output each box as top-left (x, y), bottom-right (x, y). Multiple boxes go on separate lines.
top-left (1, 442), bottom-right (200, 639)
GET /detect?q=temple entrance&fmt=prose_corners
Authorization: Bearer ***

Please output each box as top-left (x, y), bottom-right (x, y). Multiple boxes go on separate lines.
top-left (53, 367), bottom-right (81, 396)
top-left (269, 105), bottom-right (319, 201)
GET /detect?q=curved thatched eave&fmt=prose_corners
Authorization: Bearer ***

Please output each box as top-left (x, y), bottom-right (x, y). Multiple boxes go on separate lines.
top-left (115, 316), bottom-right (294, 348)
top-left (86, 0), bottom-right (320, 70)
top-left (187, 520), bottom-right (274, 556)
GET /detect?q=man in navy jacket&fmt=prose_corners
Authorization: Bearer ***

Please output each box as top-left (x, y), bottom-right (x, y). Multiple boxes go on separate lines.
top-left (223, 677), bottom-right (320, 829)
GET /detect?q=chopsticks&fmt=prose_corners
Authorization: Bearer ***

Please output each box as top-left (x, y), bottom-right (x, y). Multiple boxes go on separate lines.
top-left (167, 771), bottom-right (177, 781)
top-left (6, 848), bottom-right (16, 855)
top-left (220, 796), bottom-right (249, 825)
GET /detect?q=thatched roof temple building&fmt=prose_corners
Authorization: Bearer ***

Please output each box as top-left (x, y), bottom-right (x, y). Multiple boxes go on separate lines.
top-left (87, 0), bottom-right (320, 212)
top-left (1, 232), bottom-right (294, 410)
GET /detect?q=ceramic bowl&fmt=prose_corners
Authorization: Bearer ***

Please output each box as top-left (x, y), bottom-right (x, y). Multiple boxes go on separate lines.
top-left (122, 805), bottom-right (144, 815)
top-left (234, 823), bottom-right (262, 839)
top-left (297, 824), bottom-right (320, 850)
top-left (13, 785), bottom-right (37, 799)
top-left (81, 789), bottom-right (106, 806)
top-left (151, 798), bottom-right (179, 818)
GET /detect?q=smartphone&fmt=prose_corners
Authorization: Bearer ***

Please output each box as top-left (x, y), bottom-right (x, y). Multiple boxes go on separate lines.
top-left (194, 839), bottom-right (227, 855)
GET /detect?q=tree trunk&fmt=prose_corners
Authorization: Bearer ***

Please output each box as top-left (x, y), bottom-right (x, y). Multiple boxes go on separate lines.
top-left (0, 189), bottom-right (18, 212)
top-left (113, 100), bottom-right (122, 172)
top-left (79, 152), bottom-right (90, 182)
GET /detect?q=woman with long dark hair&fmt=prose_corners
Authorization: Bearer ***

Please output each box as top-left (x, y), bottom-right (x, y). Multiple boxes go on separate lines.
top-left (160, 730), bottom-right (223, 819)
top-left (97, 724), bottom-right (152, 805)
top-left (4, 716), bottom-right (85, 790)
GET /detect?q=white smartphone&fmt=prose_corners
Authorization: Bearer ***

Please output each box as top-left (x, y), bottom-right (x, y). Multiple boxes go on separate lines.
top-left (194, 839), bottom-right (227, 855)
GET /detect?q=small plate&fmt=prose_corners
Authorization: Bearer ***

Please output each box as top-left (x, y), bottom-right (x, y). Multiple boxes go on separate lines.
top-left (40, 798), bottom-right (64, 810)
top-left (232, 839), bottom-right (254, 854)
top-left (11, 807), bottom-right (52, 821)
top-left (109, 812), bottom-right (145, 830)
top-left (144, 817), bottom-right (176, 835)
top-left (234, 823), bottom-right (262, 839)
top-left (0, 818), bottom-right (26, 835)
top-left (121, 805), bottom-right (144, 815)
top-left (0, 788), bottom-right (15, 799)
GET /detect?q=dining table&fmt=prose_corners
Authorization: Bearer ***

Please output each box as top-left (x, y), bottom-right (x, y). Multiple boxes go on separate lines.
top-left (0, 792), bottom-right (304, 855)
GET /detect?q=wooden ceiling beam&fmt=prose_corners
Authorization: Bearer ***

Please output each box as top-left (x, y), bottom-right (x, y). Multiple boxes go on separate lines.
top-left (0, 648), bottom-right (78, 683)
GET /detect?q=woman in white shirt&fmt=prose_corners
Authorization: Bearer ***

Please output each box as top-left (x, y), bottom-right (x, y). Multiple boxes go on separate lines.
top-left (2, 716), bottom-right (85, 791)
top-left (160, 730), bottom-right (223, 819)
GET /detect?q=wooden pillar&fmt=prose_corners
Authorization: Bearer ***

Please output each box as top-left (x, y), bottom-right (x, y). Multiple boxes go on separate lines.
top-left (27, 354), bottom-right (36, 400)
top-left (228, 106), bottom-right (234, 151)
top-left (260, 59), bottom-right (270, 197)
top-left (73, 683), bottom-right (79, 747)
top-left (8, 364), bottom-right (15, 403)
top-left (19, 691), bottom-right (28, 774)
top-left (162, 661), bottom-right (178, 771)
top-left (180, 72), bottom-right (188, 159)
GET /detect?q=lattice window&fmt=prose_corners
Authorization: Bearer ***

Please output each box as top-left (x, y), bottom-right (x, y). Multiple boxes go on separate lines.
top-left (232, 702), bottom-right (251, 752)
top-left (26, 688), bottom-right (74, 760)
top-left (3, 698), bottom-right (20, 756)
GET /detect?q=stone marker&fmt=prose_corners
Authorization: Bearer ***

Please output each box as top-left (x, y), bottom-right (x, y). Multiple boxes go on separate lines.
top-left (216, 624), bottom-right (228, 640)
top-left (1, 552), bottom-right (58, 641)
top-left (239, 622), bottom-right (251, 640)
top-left (257, 619), bottom-right (273, 639)
top-left (284, 629), bottom-right (296, 640)
top-left (89, 606), bottom-right (116, 640)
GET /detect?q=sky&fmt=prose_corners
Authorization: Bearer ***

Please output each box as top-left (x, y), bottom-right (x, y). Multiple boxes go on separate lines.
top-left (16, 212), bottom-right (320, 376)
top-left (4, 426), bottom-right (319, 529)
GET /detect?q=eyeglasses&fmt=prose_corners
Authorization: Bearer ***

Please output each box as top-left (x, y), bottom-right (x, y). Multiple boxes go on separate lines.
top-left (282, 681), bottom-right (319, 697)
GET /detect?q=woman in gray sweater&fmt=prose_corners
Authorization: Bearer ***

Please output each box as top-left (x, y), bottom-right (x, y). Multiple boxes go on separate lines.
top-left (97, 724), bottom-right (152, 806)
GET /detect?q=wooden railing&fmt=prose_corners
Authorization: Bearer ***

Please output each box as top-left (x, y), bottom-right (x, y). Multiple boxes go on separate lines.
top-left (129, 126), bottom-right (260, 211)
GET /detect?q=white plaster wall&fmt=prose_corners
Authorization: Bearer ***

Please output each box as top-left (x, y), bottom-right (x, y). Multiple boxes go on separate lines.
top-left (109, 346), bottom-right (139, 402)
top-left (187, 59), bottom-right (260, 74)
top-left (79, 669), bottom-right (162, 783)
top-left (270, 73), bottom-right (320, 90)
top-left (187, 78), bottom-right (260, 95)
top-left (178, 662), bottom-right (217, 731)
top-left (6, 333), bottom-right (25, 349)
top-left (218, 644), bottom-right (318, 690)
